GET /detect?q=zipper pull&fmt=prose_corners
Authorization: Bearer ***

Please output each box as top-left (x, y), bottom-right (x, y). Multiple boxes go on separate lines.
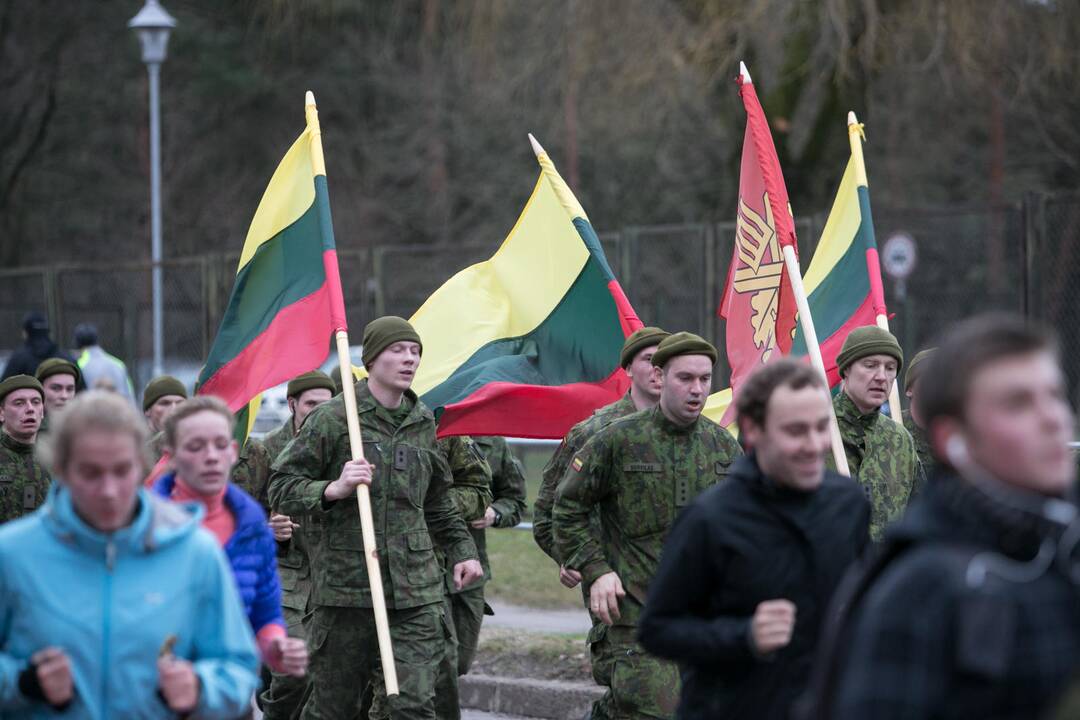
top-left (106, 541), bottom-right (116, 571)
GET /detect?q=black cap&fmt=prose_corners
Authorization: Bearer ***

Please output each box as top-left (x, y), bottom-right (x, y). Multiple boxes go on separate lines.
top-left (22, 311), bottom-right (48, 333)
top-left (74, 323), bottom-right (99, 348)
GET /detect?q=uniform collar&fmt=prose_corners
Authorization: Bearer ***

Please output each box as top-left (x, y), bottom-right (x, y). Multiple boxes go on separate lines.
top-left (649, 405), bottom-right (701, 436)
top-left (835, 391), bottom-right (881, 432)
top-left (353, 378), bottom-right (427, 425)
top-left (1, 428), bottom-right (35, 454)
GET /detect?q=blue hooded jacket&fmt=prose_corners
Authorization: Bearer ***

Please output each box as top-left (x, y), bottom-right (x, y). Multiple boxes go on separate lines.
top-left (153, 474), bottom-right (286, 637)
top-left (0, 484), bottom-right (260, 719)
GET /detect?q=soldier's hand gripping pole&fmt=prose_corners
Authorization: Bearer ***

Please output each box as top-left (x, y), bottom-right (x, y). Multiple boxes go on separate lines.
top-left (781, 245), bottom-right (852, 476)
top-left (335, 330), bottom-right (400, 696)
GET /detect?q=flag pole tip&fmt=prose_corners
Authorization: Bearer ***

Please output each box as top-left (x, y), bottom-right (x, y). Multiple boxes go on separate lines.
top-left (847, 110), bottom-right (858, 125)
top-left (739, 61), bottom-right (752, 83)
top-left (305, 90), bottom-right (316, 106)
top-left (527, 133), bottom-right (546, 159)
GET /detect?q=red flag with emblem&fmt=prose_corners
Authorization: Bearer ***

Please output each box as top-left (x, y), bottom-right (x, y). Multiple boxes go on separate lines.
top-left (718, 63), bottom-right (800, 424)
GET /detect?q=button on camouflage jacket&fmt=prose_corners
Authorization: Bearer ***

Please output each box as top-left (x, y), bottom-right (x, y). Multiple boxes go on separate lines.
top-left (268, 379), bottom-right (477, 610)
top-left (553, 406), bottom-right (742, 627)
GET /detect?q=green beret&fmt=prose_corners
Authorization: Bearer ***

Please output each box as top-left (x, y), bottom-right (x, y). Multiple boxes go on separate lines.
top-left (35, 357), bottom-right (80, 384)
top-left (904, 348), bottom-right (936, 393)
top-left (620, 327), bottom-right (670, 368)
top-left (651, 332), bottom-right (718, 368)
top-left (142, 375), bottom-right (188, 412)
top-left (0, 375), bottom-right (44, 404)
top-left (362, 316), bottom-right (422, 367)
top-left (287, 370), bottom-right (335, 399)
top-left (836, 326), bottom-right (904, 377)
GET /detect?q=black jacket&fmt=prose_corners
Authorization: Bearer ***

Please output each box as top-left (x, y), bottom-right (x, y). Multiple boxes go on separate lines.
top-left (638, 453), bottom-right (870, 720)
top-left (1, 331), bottom-right (74, 380)
top-left (798, 470), bottom-right (1080, 720)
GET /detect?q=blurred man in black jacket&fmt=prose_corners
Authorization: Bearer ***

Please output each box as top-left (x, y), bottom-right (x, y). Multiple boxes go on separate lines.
top-left (639, 359), bottom-right (869, 720)
top-left (800, 313), bottom-right (1080, 720)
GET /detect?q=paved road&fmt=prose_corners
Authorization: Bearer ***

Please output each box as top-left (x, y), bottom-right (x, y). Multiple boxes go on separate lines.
top-left (462, 712), bottom-right (530, 720)
top-left (485, 600), bottom-right (591, 635)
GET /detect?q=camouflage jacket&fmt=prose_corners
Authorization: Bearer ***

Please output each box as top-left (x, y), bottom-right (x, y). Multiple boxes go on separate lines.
top-left (534, 392), bottom-right (638, 562)
top-left (902, 409), bottom-right (935, 476)
top-left (437, 435), bottom-right (495, 594)
top-left (830, 392), bottom-right (922, 541)
top-left (231, 437), bottom-right (272, 514)
top-left (0, 430), bottom-right (49, 523)
top-left (262, 418), bottom-right (312, 613)
top-left (147, 431), bottom-right (166, 463)
top-left (268, 379), bottom-right (478, 610)
top-left (553, 406), bottom-right (742, 627)
top-left (467, 435), bottom-right (528, 581)
top-left (439, 435), bottom-right (494, 524)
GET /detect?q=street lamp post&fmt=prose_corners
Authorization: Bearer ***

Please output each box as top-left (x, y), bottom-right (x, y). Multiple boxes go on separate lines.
top-left (129, 0), bottom-right (176, 379)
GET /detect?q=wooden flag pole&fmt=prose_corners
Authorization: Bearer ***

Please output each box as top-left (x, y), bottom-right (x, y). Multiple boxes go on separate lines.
top-left (847, 111), bottom-right (903, 424)
top-left (738, 62), bottom-right (850, 476)
top-left (306, 91), bottom-right (399, 697)
top-left (782, 245), bottom-right (852, 477)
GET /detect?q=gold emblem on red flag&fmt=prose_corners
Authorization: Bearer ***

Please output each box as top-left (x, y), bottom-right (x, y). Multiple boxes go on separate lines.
top-left (733, 191), bottom-right (786, 362)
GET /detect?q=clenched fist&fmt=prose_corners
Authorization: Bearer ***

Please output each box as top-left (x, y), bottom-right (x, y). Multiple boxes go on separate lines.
top-left (158, 656), bottom-right (199, 713)
top-left (750, 599), bottom-right (796, 656)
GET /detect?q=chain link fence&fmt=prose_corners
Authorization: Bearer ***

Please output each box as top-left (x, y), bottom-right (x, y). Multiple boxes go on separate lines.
top-left (1, 191), bottom-right (1074, 401)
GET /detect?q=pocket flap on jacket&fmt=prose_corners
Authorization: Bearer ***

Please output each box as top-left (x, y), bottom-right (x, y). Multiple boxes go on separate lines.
top-left (406, 531), bottom-right (433, 551)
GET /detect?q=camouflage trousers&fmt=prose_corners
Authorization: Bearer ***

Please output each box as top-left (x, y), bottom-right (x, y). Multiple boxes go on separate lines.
top-left (587, 624), bottom-right (680, 720)
top-left (448, 584), bottom-right (486, 676)
top-left (259, 604), bottom-right (313, 720)
top-left (367, 596), bottom-right (460, 720)
top-left (301, 602), bottom-right (451, 720)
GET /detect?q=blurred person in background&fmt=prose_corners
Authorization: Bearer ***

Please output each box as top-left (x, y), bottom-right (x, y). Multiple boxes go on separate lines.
top-left (73, 322), bottom-right (135, 405)
top-left (2, 312), bottom-right (75, 381)
top-left (142, 375), bottom-right (188, 461)
top-left (34, 358), bottom-right (80, 434)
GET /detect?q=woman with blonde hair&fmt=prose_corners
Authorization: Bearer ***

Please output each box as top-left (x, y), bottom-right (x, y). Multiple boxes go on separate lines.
top-left (0, 390), bottom-right (259, 718)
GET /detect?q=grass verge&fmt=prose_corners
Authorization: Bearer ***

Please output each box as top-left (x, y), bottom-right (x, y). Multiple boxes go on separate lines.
top-left (485, 528), bottom-right (584, 609)
top-left (473, 627), bottom-right (591, 682)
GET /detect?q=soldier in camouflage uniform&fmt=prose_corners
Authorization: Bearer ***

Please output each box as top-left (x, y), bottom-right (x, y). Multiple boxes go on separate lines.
top-left (268, 317), bottom-right (482, 720)
top-left (902, 348), bottom-right (936, 474)
top-left (455, 436), bottom-right (526, 675)
top-left (35, 357), bottom-right (80, 431)
top-left (232, 437), bottom-right (273, 511)
top-left (829, 326), bottom-right (922, 541)
top-left (142, 375), bottom-right (187, 461)
top-left (370, 434), bottom-right (494, 720)
top-left (533, 327), bottom-right (670, 570)
top-left (554, 333), bottom-right (742, 720)
top-left (0, 375), bottom-right (50, 522)
top-left (260, 370), bottom-right (336, 720)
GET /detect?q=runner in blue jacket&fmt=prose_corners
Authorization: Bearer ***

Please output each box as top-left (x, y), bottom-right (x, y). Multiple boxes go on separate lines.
top-left (0, 391), bottom-right (260, 719)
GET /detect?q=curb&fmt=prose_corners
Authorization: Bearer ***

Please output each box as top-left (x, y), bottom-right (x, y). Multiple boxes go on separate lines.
top-left (459, 674), bottom-right (604, 720)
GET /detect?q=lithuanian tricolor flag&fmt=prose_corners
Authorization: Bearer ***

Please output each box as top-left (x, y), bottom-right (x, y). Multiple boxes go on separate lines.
top-left (197, 93), bottom-right (347, 432)
top-left (410, 135), bottom-right (642, 439)
top-left (789, 118), bottom-right (884, 387)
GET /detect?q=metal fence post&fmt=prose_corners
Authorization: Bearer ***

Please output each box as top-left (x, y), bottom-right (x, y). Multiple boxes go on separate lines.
top-left (703, 223), bottom-right (718, 347)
